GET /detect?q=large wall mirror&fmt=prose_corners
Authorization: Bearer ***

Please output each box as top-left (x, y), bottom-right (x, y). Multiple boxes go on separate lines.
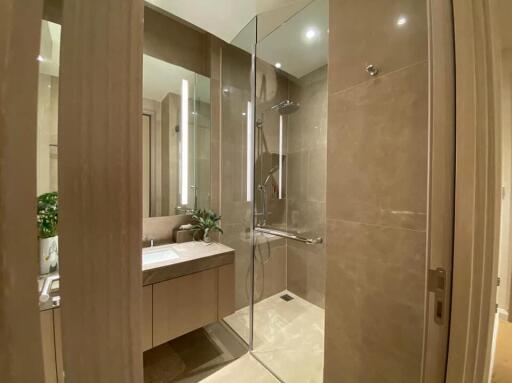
top-left (142, 54), bottom-right (211, 218)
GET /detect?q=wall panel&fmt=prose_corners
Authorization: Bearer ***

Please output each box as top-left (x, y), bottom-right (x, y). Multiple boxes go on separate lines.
top-left (0, 1), bottom-right (45, 381)
top-left (58, 0), bottom-right (143, 381)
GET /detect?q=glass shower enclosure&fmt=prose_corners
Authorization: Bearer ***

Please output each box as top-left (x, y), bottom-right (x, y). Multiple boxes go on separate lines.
top-left (221, 1), bottom-right (328, 381)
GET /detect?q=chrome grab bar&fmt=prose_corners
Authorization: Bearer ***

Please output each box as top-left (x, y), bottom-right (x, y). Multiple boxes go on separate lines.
top-left (254, 226), bottom-right (323, 245)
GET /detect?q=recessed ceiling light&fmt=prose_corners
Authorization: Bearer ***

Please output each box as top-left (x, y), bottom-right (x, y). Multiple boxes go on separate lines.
top-left (275, 62), bottom-right (282, 69)
top-left (396, 16), bottom-right (407, 26)
top-left (37, 55), bottom-right (45, 62)
top-left (305, 28), bottom-right (318, 40)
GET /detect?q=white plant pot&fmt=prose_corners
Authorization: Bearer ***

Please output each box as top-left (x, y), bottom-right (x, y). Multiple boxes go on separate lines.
top-left (40, 236), bottom-right (59, 275)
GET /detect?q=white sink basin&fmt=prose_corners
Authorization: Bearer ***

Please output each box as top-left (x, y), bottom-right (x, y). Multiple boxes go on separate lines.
top-left (143, 247), bottom-right (179, 266)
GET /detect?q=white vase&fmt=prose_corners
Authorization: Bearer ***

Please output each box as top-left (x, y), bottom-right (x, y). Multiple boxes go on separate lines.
top-left (40, 236), bottom-right (59, 275)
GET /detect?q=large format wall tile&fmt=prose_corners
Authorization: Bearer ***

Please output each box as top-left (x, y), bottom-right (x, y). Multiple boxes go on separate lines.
top-left (329, 0), bottom-right (428, 93)
top-left (286, 66), bottom-right (328, 308)
top-left (327, 62), bottom-right (428, 231)
top-left (325, 1), bottom-right (429, 380)
top-left (324, 219), bottom-right (425, 383)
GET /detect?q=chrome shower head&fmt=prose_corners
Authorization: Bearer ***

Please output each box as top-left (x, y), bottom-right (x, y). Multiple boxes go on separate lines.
top-left (271, 100), bottom-right (300, 115)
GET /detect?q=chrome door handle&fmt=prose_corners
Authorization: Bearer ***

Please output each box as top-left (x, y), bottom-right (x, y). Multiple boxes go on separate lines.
top-left (428, 268), bottom-right (447, 325)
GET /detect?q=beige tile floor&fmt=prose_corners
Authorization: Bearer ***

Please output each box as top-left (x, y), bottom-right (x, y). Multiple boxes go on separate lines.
top-left (224, 290), bottom-right (325, 382)
top-left (492, 319), bottom-right (512, 383)
top-left (199, 353), bottom-right (278, 383)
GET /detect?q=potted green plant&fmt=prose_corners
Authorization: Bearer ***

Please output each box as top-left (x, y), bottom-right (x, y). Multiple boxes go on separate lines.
top-left (37, 192), bottom-right (59, 274)
top-left (191, 209), bottom-right (223, 243)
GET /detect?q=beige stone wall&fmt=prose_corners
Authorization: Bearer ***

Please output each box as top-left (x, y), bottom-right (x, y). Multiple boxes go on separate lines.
top-left (287, 66), bottom-right (327, 308)
top-left (220, 44), bottom-right (255, 311)
top-left (37, 73), bottom-right (59, 196)
top-left (160, 92), bottom-right (180, 216)
top-left (324, 0), bottom-right (429, 382)
top-left (498, 49), bottom-right (512, 315)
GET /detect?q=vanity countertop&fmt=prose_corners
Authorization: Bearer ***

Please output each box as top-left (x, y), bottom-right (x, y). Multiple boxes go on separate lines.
top-left (39, 241), bottom-right (235, 311)
top-left (142, 241), bottom-right (235, 286)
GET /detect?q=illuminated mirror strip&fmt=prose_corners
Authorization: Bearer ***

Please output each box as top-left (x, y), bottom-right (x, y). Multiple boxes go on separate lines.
top-left (246, 101), bottom-right (253, 202)
top-left (279, 115), bottom-right (283, 199)
top-left (181, 79), bottom-right (189, 205)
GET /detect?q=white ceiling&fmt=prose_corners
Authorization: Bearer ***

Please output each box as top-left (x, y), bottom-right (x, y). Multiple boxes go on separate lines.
top-left (39, 21), bottom-right (61, 77)
top-left (255, 0), bottom-right (328, 78)
top-left (147, 0), bottom-right (327, 79)
top-left (145, 0), bottom-right (307, 43)
top-left (142, 54), bottom-right (210, 103)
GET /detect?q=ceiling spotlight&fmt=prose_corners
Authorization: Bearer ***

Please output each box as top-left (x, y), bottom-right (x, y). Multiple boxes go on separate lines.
top-left (275, 62), bottom-right (282, 69)
top-left (37, 55), bottom-right (45, 62)
top-left (305, 28), bottom-right (318, 40)
top-left (396, 16), bottom-right (407, 26)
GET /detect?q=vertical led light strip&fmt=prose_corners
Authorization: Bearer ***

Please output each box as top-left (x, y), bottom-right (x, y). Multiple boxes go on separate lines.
top-left (246, 101), bottom-right (253, 202)
top-left (181, 79), bottom-right (189, 205)
top-left (278, 115), bottom-right (283, 199)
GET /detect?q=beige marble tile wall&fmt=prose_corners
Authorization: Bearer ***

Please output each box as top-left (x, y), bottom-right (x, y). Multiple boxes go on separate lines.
top-left (287, 66), bottom-right (327, 308)
top-left (143, 98), bottom-right (163, 216)
top-left (196, 99), bottom-right (211, 209)
top-left (37, 74), bottom-right (59, 196)
top-left (161, 92), bottom-right (180, 217)
top-left (324, 1), bottom-right (429, 382)
top-left (255, 59), bottom-right (288, 228)
top-left (220, 44), bottom-right (255, 310)
top-left (220, 45), bottom-right (288, 311)
top-left (253, 58), bottom-right (288, 302)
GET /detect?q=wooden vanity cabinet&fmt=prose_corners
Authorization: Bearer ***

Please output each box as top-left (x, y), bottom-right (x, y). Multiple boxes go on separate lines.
top-left (153, 268), bottom-right (218, 346)
top-left (142, 285), bottom-right (153, 351)
top-left (144, 263), bottom-right (235, 349)
top-left (40, 263), bottom-right (235, 373)
top-left (40, 308), bottom-right (64, 383)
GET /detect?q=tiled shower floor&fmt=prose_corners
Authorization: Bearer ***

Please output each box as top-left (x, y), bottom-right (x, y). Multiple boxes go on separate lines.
top-left (223, 290), bottom-right (325, 383)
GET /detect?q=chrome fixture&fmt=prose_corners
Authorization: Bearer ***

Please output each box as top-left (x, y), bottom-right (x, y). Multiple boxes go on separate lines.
top-left (365, 64), bottom-right (379, 76)
top-left (39, 274), bottom-right (60, 304)
top-left (256, 165), bottom-right (279, 226)
top-left (255, 226), bottom-right (323, 245)
top-left (271, 99), bottom-right (300, 115)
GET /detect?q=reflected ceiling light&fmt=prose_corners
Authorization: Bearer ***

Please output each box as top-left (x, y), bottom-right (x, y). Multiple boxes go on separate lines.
top-left (275, 62), bottom-right (282, 69)
top-left (37, 55), bottom-right (45, 62)
top-left (396, 16), bottom-right (407, 26)
top-left (305, 28), bottom-right (318, 40)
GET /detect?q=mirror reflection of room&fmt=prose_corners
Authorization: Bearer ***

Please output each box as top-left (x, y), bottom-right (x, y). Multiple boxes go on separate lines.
top-left (142, 56), bottom-right (211, 218)
top-left (37, 19), bottom-right (60, 277)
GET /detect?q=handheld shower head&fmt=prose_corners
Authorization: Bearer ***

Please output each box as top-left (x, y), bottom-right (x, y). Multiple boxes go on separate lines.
top-left (263, 165), bottom-right (279, 187)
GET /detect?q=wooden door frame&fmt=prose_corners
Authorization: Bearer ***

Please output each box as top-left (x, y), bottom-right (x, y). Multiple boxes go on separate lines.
top-left (56, 0), bottom-right (144, 381)
top-left (0, 1), bottom-right (46, 381)
top-left (447, 0), bottom-right (501, 382)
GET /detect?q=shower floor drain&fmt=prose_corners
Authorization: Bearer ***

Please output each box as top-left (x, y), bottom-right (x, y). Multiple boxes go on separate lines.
top-left (280, 294), bottom-right (294, 302)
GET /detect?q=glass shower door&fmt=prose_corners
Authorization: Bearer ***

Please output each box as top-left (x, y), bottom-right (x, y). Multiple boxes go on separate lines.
top-left (250, 1), bottom-right (328, 381)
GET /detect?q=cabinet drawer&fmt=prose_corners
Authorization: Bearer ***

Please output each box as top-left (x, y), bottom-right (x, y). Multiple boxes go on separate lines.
top-left (153, 268), bottom-right (218, 346)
